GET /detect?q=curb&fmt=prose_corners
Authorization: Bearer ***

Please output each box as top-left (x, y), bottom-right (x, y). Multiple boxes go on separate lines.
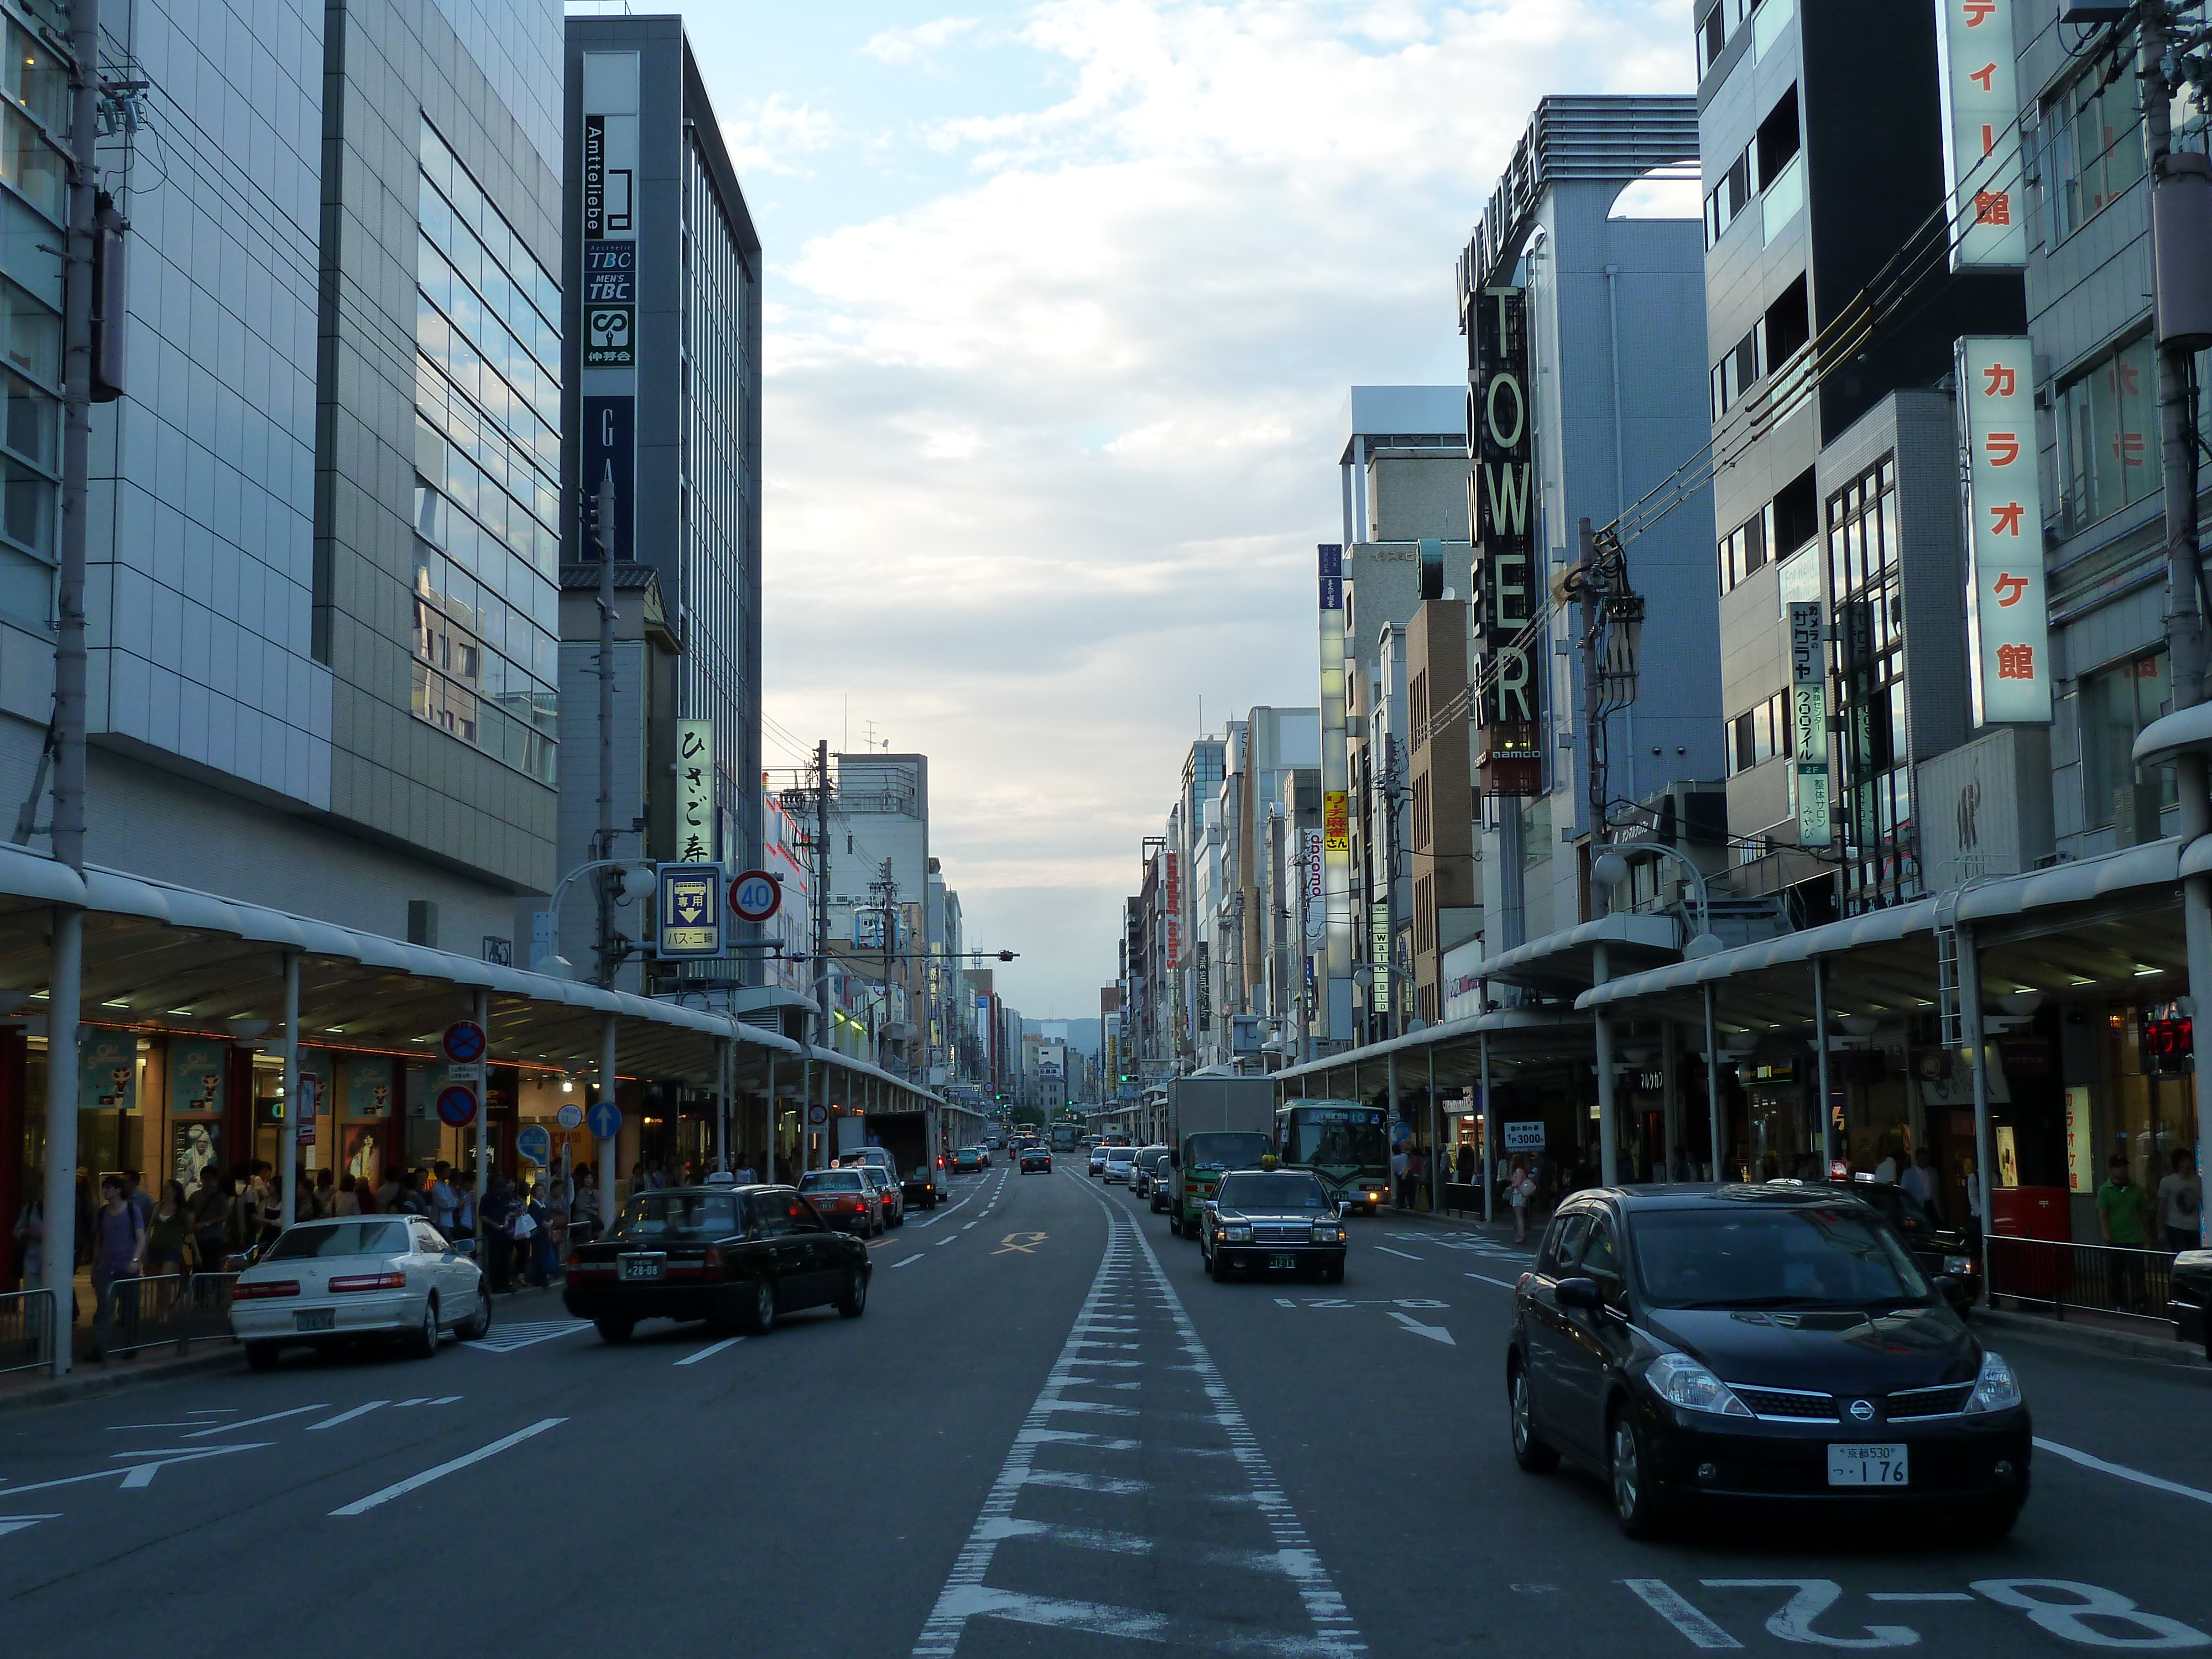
top-left (0, 1344), bottom-right (246, 1416)
top-left (1971, 1306), bottom-right (2211, 1372)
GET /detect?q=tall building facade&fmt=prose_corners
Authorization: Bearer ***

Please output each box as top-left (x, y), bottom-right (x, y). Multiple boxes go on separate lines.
top-left (561, 16), bottom-right (763, 984)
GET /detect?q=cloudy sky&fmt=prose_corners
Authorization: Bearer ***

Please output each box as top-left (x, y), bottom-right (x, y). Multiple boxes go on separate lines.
top-left (574, 0), bottom-right (1695, 1016)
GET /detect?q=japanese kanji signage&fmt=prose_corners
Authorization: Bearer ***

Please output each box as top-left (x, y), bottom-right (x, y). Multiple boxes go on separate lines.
top-left (1164, 851), bottom-right (1181, 968)
top-left (1323, 790), bottom-right (1350, 853)
top-left (1957, 336), bottom-right (2051, 723)
top-left (1935, 0), bottom-right (2025, 267)
top-left (1788, 602), bottom-right (1832, 848)
top-left (677, 718), bottom-right (714, 863)
top-left (655, 862), bottom-right (726, 959)
top-left (1470, 285), bottom-right (1543, 794)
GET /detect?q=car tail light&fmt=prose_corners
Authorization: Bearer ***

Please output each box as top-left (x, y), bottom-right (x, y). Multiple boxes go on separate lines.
top-left (700, 1246), bottom-right (724, 1283)
top-left (234, 1279), bottom-right (301, 1299)
top-left (329, 1272), bottom-right (407, 1293)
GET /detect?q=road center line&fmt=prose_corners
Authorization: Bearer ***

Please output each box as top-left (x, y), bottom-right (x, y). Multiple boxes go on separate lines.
top-left (675, 1335), bottom-right (744, 1366)
top-left (306, 1401), bottom-right (388, 1432)
top-left (330, 1417), bottom-right (566, 1516)
top-left (1374, 1245), bottom-right (1422, 1261)
top-left (2033, 1436), bottom-right (2212, 1505)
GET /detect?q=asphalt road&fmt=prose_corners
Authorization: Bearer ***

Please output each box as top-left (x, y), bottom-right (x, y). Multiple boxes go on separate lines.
top-left (4, 1164), bottom-right (2211, 1657)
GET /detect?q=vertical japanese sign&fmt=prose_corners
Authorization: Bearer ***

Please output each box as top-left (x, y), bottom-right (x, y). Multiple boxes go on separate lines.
top-left (1957, 336), bottom-right (2051, 723)
top-left (1470, 285), bottom-right (1542, 793)
top-left (1789, 601), bottom-right (1832, 848)
top-left (1164, 851), bottom-right (1181, 968)
top-left (1934, 0), bottom-right (2025, 267)
top-left (677, 719), bottom-right (713, 862)
top-left (1323, 790), bottom-right (1349, 852)
top-left (580, 52), bottom-right (640, 560)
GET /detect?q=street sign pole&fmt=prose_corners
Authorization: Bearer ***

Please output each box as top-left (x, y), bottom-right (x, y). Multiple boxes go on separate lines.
top-left (599, 1012), bottom-right (619, 1228)
top-left (473, 989), bottom-right (491, 1248)
top-left (280, 951), bottom-right (300, 1229)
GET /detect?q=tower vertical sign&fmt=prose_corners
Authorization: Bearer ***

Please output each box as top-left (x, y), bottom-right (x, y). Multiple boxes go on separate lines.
top-left (1470, 286), bottom-right (1542, 794)
top-left (580, 51), bottom-right (640, 562)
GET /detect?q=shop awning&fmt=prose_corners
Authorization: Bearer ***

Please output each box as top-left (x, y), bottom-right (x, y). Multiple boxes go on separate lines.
top-left (1477, 913), bottom-right (1683, 995)
top-left (1270, 1009), bottom-right (1584, 1088)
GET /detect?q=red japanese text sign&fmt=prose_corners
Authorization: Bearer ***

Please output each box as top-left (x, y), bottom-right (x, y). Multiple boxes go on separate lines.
top-left (1958, 336), bottom-right (2050, 723)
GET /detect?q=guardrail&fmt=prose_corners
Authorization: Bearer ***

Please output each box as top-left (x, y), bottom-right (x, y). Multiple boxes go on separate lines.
top-left (1, 1287), bottom-right (53, 1375)
top-left (100, 1271), bottom-right (238, 1359)
top-left (1985, 1234), bottom-right (2188, 1328)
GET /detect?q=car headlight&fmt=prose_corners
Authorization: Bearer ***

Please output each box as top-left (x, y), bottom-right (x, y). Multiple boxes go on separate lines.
top-left (1964, 1349), bottom-right (2021, 1415)
top-left (1944, 1254), bottom-right (1974, 1275)
top-left (1312, 1224), bottom-right (1346, 1244)
top-left (1224, 1225), bottom-right (1252, 1243)
top-left (1646, 1353), bottom-right (1753, 1417)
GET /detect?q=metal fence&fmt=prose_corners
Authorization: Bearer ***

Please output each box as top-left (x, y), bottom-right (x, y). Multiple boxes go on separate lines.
top-left (1986, 1234), bottom-right (2188, 1327)
top-left (98, 1271), bottom-right (238, 1359)
top-left (1, 1287), bottom-right (53, 1375)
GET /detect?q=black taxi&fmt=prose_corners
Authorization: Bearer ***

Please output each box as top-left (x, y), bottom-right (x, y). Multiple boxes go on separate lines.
top-left (1198, 1167), bottom-right (1349, 1283)
top-left (564, 1184), bottom-right (871, 1343)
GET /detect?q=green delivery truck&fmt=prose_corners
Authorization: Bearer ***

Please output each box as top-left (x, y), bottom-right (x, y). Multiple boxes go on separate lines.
top-left (1164, 1074), bottom-right (1276, 1239)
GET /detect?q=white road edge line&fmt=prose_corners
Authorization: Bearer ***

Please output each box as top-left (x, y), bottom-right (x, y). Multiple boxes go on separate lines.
top-left (1621, 1579), bottom-right (1743, 1650)
top-left (675, 1335), bottom-right (744, 1366)
top-left (330, 1417), bottom-right (566, 1516)
top-left (306, 1401), bottom-right (388, 1432)
top-left (891, 1254), bottom-right (925, 1267)
top-left (2033, 1436), bottom-right (2212, 1506)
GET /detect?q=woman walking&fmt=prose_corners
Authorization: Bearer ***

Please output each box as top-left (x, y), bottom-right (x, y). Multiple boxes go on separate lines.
top-left (1506, 1154), bottom-right (1537, 1245)
top-left (145, 1181), bottom-right (191, 1279)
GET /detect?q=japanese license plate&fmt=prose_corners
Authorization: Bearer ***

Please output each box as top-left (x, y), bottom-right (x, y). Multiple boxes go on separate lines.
top-left (1827, 1443), bottom-right (1908, 1486)
top-left (1268, 1254), bottom-right (1296, 1270)
top-left (294, 1308), bottom-right (335, 1332)
top-left (620, 1257), bottom-right (663, 1282)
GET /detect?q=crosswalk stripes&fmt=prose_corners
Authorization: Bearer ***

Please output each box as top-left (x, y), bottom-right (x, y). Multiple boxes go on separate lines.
top-left (466, 1317), bottom-right (593, 1354)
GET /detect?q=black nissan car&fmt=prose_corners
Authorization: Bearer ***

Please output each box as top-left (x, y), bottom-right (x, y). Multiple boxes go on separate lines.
top-left (1198, 1168), bottom-right (1349, 1282)
top-left (1507, 1185), bottom-right (2030, 1538)
top-left (564, 1185), bottom-right (871, 1343)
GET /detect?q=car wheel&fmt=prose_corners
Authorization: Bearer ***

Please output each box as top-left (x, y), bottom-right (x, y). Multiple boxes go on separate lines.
top-left (1167, 1212), bottom-right (1181, 1236)
top-left (1608, 1407), bottom-right (1667, 1538)
top-left (1208, 1243), bottom-right (1229, 1281)
top-left (460, 1284), bottom-right (493, 1342)
top-left (244, 1340), bottom-right (280, 1371)
top-left (594, 1316), bottom-right (634, 1345)
top-left (1509, 1359), bottom-right (1559, 1474)
top-left (744, 1278), bottom-right (777, 1335)
top-left (409, 1295), bottom-right (440, 1359)
top-left (837, 1266), bottom-right (868, 1318)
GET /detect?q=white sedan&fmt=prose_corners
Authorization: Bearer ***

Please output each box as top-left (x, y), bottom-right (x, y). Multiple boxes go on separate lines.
top-left (229, 1216), bottom-right (490, 1368)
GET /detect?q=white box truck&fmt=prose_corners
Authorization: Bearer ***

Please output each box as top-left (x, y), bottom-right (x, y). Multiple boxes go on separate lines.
top-left (1164, 1074), bottom-right (1276, 1238)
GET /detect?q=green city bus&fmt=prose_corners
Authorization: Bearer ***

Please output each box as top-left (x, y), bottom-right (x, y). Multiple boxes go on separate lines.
top-left (1274, 1099), bottom-right (1391, 1214)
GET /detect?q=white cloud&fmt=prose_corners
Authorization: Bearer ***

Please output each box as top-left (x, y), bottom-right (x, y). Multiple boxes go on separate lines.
top-left (760, 0), bottom-right (1694, 1015)
top-left (721, 95), bottom-right (845, 176)
top-left (860, 15), bottom-right (985, 66)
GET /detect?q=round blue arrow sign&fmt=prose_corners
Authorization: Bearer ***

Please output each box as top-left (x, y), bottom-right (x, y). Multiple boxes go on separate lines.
top-left (587, 1099), bottom-right (622, 1141)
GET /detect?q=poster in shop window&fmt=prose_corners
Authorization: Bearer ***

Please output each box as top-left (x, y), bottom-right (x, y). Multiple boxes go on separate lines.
top-left (171, 1120), bottom-right (218, 1201)
top-left (169, 1039), bottom-right (227, 1115)
top-left (342, 1124), bottom-right (383, 1190)
top-left (78, 1029), bottom-right (136, 1110)
top-left (347, 1054), bottom-right (394, 1119)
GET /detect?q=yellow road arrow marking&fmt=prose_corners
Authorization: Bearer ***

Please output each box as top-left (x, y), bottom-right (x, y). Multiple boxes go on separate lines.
top-left (993, 1232), bottom-right (1048, 1255)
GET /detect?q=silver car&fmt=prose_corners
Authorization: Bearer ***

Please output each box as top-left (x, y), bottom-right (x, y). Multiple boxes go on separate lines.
top-left (1103, 1146), bottom-right (1138, 1185)
top-left (229, 1217), bottom-right (489, 1369)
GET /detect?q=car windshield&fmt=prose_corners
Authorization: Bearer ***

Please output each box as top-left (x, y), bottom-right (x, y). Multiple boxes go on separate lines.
top-left (801, 1172), bottom-right (865, 1192)
top-left (1186, 1133), bottom-right (1271, 1173)
top-left (1215, 1172), bottom-right (1331, 1212)
top-left (1631, 1204), bottom-right (1932, 1310)
top-left (265, 1220), bottom-right (409, 1260)
top-left (614, 1193), bottom-right (741, 1240)
top-left (1283, 1107), bottom-right (1389, 1171)
top-left (1106, 1149), bottom-right (1134, 1164)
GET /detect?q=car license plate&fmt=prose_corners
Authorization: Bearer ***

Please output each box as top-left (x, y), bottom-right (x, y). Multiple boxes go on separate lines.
top-left (1827, 1443), bottom-right (1908, 1486)
top-left (620, 1257), bottom-right (662, 1281)
top-left (294, 1308), bottom-right (335, 1332)
top-left (1267, 1253), bottom-right (1296, 1270)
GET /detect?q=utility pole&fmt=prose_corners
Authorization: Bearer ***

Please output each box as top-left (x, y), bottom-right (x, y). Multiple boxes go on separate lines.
top-left (2143, 8), bottom-right (2212, 1135)
top-left (593, 464), bottom-right (620, 988)
top-left (811, 738), bottom-right (831, 1170)
top-left (40, 0), bottom-right (99, 1379)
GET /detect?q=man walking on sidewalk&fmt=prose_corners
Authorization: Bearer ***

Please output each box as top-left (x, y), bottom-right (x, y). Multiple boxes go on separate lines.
top-left (2159, 1150), bottom-right (2202, 1256)
top-left (2098, 1154), bottom-right (2152, 1312)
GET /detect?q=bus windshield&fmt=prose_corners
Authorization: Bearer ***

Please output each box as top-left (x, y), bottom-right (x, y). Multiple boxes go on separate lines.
top-left (1281, 1105), bottom-right (1387, 1171)
top-left (1184, 1132), bottom-right (1270, 1173)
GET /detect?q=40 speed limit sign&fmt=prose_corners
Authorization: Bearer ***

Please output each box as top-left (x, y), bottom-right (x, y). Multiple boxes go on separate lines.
top-left (729, 869), bottom-right (781, 924)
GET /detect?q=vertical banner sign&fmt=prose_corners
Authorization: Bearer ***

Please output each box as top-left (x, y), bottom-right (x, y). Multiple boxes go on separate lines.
top-left (677, 719), bottom-right (714, 862)
top-left (1789, 601), bottom-right (1833, 848)
top-left (1958, 336), bottom-right (2051, 723)
top-left (1934, 0), bottom-right (2026, 268)
top-left (1323, 790), bottom-right (1350, 853)
top-left (1316, 540), bottom-right (1353, 1034)
top-left (1302, 826), bottom-right (1325, 946)
top-left (579, 53), bottom-right (640, 560)
top-left (1470, 286), bottom-right (1542, 794)
top-left (1164, 852), bottom-right (1181, 969)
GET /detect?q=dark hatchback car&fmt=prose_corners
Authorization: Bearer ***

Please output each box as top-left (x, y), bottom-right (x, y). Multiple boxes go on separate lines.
top-left (1199, 1169), bottom-right (1349, 1282)
top-left (2173, 1248), bottom-right (2212, 1359)
top-left (564, 1185), bottom-right (870, 1343)
top-left (1020, 1145), bottom-right (1052, 1173)
top-left (1508, 1186), bottom-right (2029, 1539)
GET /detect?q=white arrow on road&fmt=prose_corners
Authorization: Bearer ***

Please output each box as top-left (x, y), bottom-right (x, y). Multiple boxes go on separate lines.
top-left (0, 1514), bottom-right (58, 1537)
top-left (0, 1442), bottom-right (270, 1499)
top-left (1387, 1311), bottom-right (1454, 1345)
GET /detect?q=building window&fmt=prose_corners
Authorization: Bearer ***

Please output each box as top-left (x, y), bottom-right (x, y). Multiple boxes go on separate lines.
top-left (1726, 691), bottom-right (1791, 776)
top-left (2080, 651), bottom-right (2176, 832)
top-left (2057, 331), bottom-right (2156, 533)
top-left (1717, 505), bottom-right (1771, 596)
top-left (1827, 458), bottom-right (1917, 906)
top-left (2042, 31), bottom-right (2143, 244)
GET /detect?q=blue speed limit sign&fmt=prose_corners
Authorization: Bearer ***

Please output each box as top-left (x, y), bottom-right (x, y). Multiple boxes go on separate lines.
top-left (729, 869), bottom-right (781, 923)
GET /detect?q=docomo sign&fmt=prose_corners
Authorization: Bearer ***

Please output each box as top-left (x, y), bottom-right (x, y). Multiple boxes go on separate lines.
top-left (1302, 827), bottom-right (1324, 946)
top-left (1957, 336), bottom-right (2051, 724)
top-left (1789, 601), bottom-right (1833, 849)
top-left (1935, 0), bottom-right (2026, 269)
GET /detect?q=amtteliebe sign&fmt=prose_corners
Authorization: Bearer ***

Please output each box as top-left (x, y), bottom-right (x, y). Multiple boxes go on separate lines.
top-left (1957, 336), bottom-right (2051, 724)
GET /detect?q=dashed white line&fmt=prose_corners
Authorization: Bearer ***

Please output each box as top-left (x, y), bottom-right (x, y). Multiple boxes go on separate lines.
top-left (330, 1417), bottom-right (566, 1516)
top-left (1374, 1245), bottom-right (1422, 1261)
top-left (1464, 1271), bottom-right (1521, 1290)
top-left (306, 1401), bottom-right (387, 1432)
top-left (892, 1254), bottom-right (925, 1267)
top-left (675, 1335), bottom-right (744, 1366)
top-left (183, 1404), bottom-right (327, 1438)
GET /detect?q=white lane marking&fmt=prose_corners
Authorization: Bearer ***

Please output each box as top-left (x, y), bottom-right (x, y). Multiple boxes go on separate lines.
top-left (1387, 1311), bottom-right (1454, 1345)
top-left (2033, 1436), bottom-right (2212, 1506)
top-left (429, 1395), bottom-right (462, 1405)
top-left (182, 1404), bottom-right (327, 1438)
top-left (0, 1515), bottom-right (59, 1537)
top-left (0, 1443), bottom-right (268, 1499)
top-left (467, 1318), bottom-right (593, 1353)
top-left (103, 1423), bottom-right (204, 1431)
top-left (306, 1401), bottom-right (388, 1432)
top-left (1867, 1593), bottom-right (1976, 1603)
top-left (330, 1417), bottom-right (566, 1516)
top-left (891, 1254), bottom-right (925, 1267)
top-left (675, 1335), bottom-right (745, 1366)
top-left (964, 1220), bottom-right (982, 1230)
top-left (1374, 1245), bottom-right (1422, 1261)
top-left (1465, 1271), bottom-right (1521, 1290)
top-left (390, 1397), bottom-right (430, 1408)
top-left (1623, 1579), bottom-right (1744, 1650)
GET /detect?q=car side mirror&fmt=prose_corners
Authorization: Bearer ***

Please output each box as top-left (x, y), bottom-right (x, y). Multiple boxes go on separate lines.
top-left (1933, 1274), bottom-right (1971, 1310)
top-left (1336, 1201), bottom-right (1351, 1219)
top-left (1554, 1275), bottom-right (1604, 1311)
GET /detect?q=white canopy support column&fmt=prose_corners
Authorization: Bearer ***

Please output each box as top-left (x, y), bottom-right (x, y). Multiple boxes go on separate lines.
top-left (1593, 940), bottom-right (1618, 1186)
top-left (279, 950), bottom-right (300, 1228)
top-left (598, 1013), bottom-right (619, 1230)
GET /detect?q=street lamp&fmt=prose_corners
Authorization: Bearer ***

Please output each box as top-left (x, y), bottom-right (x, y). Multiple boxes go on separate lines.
top-left (531, 857), bottom-right (658, 978)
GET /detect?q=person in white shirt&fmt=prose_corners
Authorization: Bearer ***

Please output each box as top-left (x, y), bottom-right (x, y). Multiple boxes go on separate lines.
top-left (1900, 1146), bottom-right (1942, 1222)
top-left (2158, 1150), bottom-right (2203, 1254)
